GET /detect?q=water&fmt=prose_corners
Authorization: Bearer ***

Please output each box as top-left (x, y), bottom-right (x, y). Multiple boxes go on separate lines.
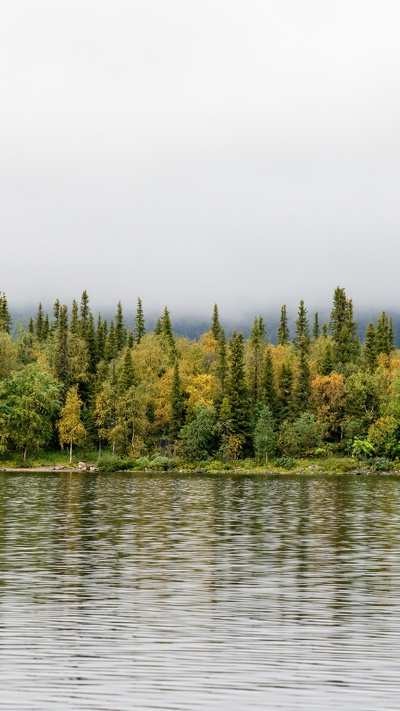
top-left (1, 472), bottom-right (400, 710)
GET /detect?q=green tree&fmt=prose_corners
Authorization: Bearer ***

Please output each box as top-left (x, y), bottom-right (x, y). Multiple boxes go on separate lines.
top-left (247, 316), bottom-right (266, 409)
top-left (312, 312), bottom-right (320, 340)
top-left (35, 303), bottom-right (44, 342)
top-left (211, 304), bottom-right (221, 340)
top-left (226, 331), bottom-right (249, 440)
top-left (330, 287), bottom-right (359, 364)
top-left (70, 299), bottom-right (79, 334)
top-left (133, 298), bottom-right (146, 343)
top-left (53, 305), bottom-right (70, 391)
top-left (292, 349), bottom-right (311, 416)
top-left (58, 387), bottom-right (87, 463)
top-left (0, 364), bottom-right (60, 460)
top-left (278, 361), bottom-right (293, 421)
top-left (363, 322), bottom-right (377, 370)
top-left (180, 406), bottom-right (217, 461)
top-left (114, 301), bottom-right (127, 352)
top-left (253, 406), bottom-right (276, 462)
top-left (0, 292), bottom-right (12, 334)
top-left (293, 300), bottom-right (310, 353)
top-left (376, 311), bottom-right (395, 356)
top-left (260, 348), bottom-right (280, 420)
top-left (170, 362), bottom-right (186, 440)
top-left (277, 305), bottom-right (290, 345)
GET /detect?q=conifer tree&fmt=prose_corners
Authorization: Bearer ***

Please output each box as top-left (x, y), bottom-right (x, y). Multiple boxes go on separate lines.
top-left (118, 347), bottom-right (136, 393)
top-left (52, 299), bottom-right (60, 332)
top-left (133, 298), bottom-right (146, 343)
top-left (95, 314), bottom-right (105, 362)
top-left (35, 303), bottom-right (44, 341)
top-left (313, 312), bottom-right (320, 340)
top-left (0, 292), bottom-right (12, 334)
top-left (28, 317), bottom-right (34, 337)
top-left (170, 362), bottom-right (186, 440)
top-left (330, 287), bottom-right (359, 364)
top-left (277, 305), bottom-right (290, 345)
top-left (42, 314), bottom-right (49, 341)
top-left (70, 299), bottom-right (79, 334)
top-left (293, 300), bottom-right (310, 353)
top-left (376, 311), bottom-right (395, 356)
top-left (214, 328), bottom-right (228, 407)
top-left (211, 304), bottom-right (221, 340)
top-left (161, 307), bottom-right (177, 360)
top-left (105, 320), bottom-right (117, 362)
top-left (226, 331), bottom-right (249, 438)
top-left (248, 316), bottom-right (266, 409)
top-left (86, 311), bottom-right (97, 373)
top-left (320, 340), bottom-right (334, 375)
top-left (253, 406), bottom-right (276, 461)
top-left (292, 349), bottom-right (311, 416)
top-left (53, 304), bottom-right (70, 392)
top-left (79, 290), bottom-right (90, 339)
top-left (261, 348), bottom-right (280, 420)
top-left (321, 321), bottom-right (328, 338)
top-left (278, 361), bottom-right (293, 420)
top-left (363, 322), bottom-right (377, 370)
top-left (114, 301), bottom-right (127, 352)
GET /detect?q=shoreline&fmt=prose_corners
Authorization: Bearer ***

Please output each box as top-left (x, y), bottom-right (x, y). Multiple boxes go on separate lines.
top-left (1, 465), bottom-right (398, 476)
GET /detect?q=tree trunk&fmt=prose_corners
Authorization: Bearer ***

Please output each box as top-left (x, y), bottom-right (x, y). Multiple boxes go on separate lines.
top-left (69, 439), bottom-right (73, 464)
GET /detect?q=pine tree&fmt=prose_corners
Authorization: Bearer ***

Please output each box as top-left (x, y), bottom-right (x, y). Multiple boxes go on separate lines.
top-left (214, 328), bottom-right (228, 407)
top-left (35, 303), bottom-right (44, 341)
top-left (161, 307), bottom-right (177, 360)
top-left (248, 316), bottom-right (266, 409)
top-left (320, 340), bottom-right (334, 375)
top-left (53, 304), bottom-right (70, 392)
top-left (376, 311), bottom-right (395, 356)
top-left (70, 299), bottom-right (79, 334)
top-left (253, 406), bottom-right (276, 461)
top-left (261, 348), bottom-right (280, 420)
top-left (0, 292), bottom-right (12, 334)
top-left (96, 314), bottom-right (107, 362)
top-left (293, 300), bottom-right (310, 353)
top-left (118, 347), bottom-right (136, 393)
top-left (363, 322), bottom-right (377, 370)
top-left (313, 312), bottom-right (320, 340)
top-left (278, 361), bottom-right (293, 420)
top-left (321, 321), bottom-right (328, 338)
top-left (105, 320), bottom-right (117, 362)
top-left (114, 301), bottom-right (127, 352)
top-left (226, 331), bottom-right (249, 438)
top-left (79, 290), bottom-right (90, 339)
top-left (292, 349), bottom-right (311, 416)
top-left (52, 299), bottom-right (60, 332)
top-left (277, 305), bottom-right (290, 345)
top-left (330, 287), bottom-right (359, 364)
top-left (42, 314), bottom-right (49, 341)
top-left (211, 304), bottom-right (221, 340)
top-left (133, 297), bottom-right (146, 343)
top-left (86, 311), bottom-right (97, 373)
top-left (170, 362), bottom-right (185, 440)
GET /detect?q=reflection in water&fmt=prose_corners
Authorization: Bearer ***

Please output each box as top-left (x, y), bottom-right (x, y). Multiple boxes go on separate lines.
top-left (0, 472), bottom-right (400, 709)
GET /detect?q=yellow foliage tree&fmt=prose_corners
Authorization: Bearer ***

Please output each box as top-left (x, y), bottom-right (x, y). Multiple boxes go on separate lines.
top-left (58, 387), bottom-right (87, 463)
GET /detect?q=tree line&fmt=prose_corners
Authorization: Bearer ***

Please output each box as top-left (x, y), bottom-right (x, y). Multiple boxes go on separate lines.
top-left (0, 288), bottom-right (399, 465)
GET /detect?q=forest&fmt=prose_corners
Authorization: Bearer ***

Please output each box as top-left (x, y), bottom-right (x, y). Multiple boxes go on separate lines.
top-left (0, 287), bottom-right (399, 470)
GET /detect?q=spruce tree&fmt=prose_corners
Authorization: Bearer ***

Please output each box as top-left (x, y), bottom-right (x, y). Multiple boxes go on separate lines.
top-left (35, 303), bottom-right (44, 342)
top-left (86, 311), bottom-right (97, 373)
top-left (118, 347), bottom-right (136, 393)
top-left (133, 297), bottom-right (146, 343)
top-left (214, 328), bottom-right (228, 408)
top-left (330, 287), bottom-right (359, 364)
top-left (293, 300), bottom-right (310, 353)
top-left (53, 304), bottom-right (70, 392)
top-left (52, 299), bottom-right (60, 332)
top-left (96, 314), bottom-right (107, 362)
top-left (376, 311), bottom-right (395, 356)
top-left (363, 322), bottom-right (377, 370)
top-left (292, 349), bottom-right (311, 416)
top-left (0, 292), bottom-right (12, 334)
top-left (226, 331), bottom-right (249, 439)
top-left (42, 314), bottom-right (49, 341)
top-left (278, 361), bottom-right (293, 420)
top-left (105, 320), bottom-right (117, 362)
top-left (261, 347), bottom-right (280, 420)
top-left (277, 305), bottom-right (290, 345)
top-left (79, 290), bottom-right (90, 339)
top-left (70, 299), bottom-right (79, 334)
top-left (248, 316), bottom-right (266, 409)
top-left (320, 340), bottom-right (334, 375)
top-left (313, 312), bottom-right (320, 340)
top-left (114, 301), bottom-right (127, 352)
top-left (211, 304), bottom-right (221, 341)
top-left (161, 307), bottom-right (177, 360)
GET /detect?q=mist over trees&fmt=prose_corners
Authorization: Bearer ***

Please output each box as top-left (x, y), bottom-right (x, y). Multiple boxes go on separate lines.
top-left (0, 288), bottom-right (399, 465)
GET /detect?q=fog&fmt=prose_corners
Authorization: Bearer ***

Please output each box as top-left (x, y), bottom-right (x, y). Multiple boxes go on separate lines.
top-left (1, 1), bottom-right (400, 319)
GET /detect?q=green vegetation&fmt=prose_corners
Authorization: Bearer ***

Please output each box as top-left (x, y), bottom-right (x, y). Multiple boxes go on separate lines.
top-left (1, 287), bottom-right (400, 473)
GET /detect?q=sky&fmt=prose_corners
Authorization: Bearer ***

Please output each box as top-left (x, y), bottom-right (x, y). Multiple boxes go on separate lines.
top-left (1, 1), bottom-right (400, 321)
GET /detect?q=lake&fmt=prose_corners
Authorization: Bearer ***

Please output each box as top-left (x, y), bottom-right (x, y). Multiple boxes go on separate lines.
top-left (0, 472), bottom-right (400, 709)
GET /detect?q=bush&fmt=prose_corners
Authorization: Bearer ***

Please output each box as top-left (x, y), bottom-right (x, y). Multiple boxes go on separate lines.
top-left (372, 457), bottom-right (392, 472)
top-left (274, 456), bottom-right (294, 470)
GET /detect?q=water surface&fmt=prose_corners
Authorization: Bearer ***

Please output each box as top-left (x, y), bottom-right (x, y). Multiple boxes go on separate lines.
top-left (1, 472), bottom-right (400, 709)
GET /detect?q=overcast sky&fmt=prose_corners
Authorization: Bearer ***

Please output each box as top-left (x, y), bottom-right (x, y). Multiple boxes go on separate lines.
top-left (1, 1), bottom-right (400, 320)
